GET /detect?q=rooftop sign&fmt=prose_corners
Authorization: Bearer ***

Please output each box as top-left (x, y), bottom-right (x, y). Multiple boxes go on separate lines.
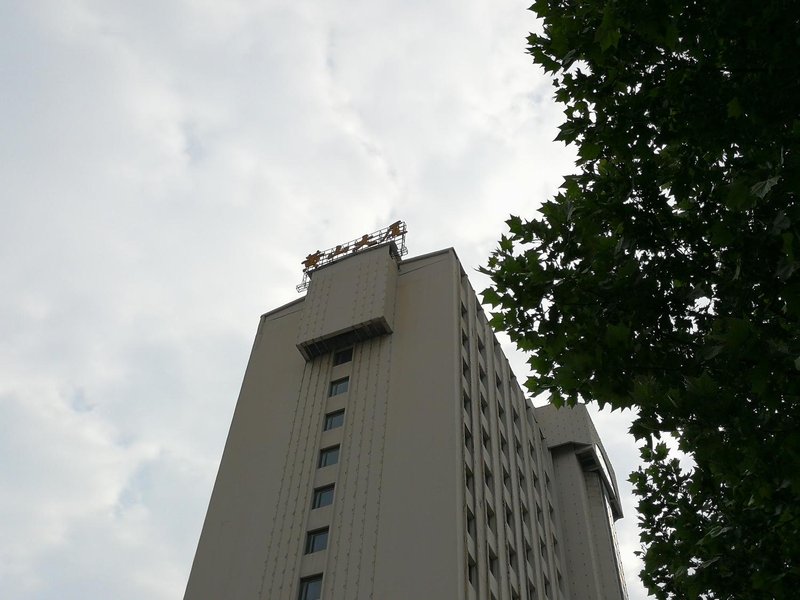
top-left (296, 220), bottom-right (408, 292)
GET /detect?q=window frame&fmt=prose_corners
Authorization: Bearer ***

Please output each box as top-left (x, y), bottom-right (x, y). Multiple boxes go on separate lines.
top-left (323, 409), bottom-right (345, 431)
top-left (332, 347), bottom-right (353, 366)
top-left (305, 527), bottom-right (329, 554)
top-left (328, 377), bottom-right (349, 397)
top-left (298, 574), bottom-right (323, 600)
top-left (318, 445), bottom-right (340, 468)
top-left (312, 484), bottom-right (335, 509)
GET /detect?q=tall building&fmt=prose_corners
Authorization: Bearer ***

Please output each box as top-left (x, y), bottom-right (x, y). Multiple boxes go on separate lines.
top-left (184, 227), bottom-right (627, 600)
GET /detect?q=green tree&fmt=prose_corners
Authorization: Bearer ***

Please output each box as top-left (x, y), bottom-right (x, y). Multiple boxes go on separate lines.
top-left (482, 1), bottom-right (800, 598)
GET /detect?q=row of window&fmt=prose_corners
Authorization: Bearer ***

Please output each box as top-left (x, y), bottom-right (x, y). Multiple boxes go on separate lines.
top-left (460, 287), bottom-right (562, 599)
top-left (299, 346), bottom-right (353, 600)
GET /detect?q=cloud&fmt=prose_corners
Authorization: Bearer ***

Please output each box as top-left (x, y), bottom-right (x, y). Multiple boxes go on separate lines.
top-left (0, 1), bottom-right (649, 598)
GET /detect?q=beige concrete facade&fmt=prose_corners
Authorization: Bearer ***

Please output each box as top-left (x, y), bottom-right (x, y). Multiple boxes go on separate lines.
top-left (183, 244), bottom-right (627, 600)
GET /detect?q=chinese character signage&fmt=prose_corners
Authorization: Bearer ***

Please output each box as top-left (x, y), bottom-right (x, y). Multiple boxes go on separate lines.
top-left (297, 221), bottom-right (408, 292)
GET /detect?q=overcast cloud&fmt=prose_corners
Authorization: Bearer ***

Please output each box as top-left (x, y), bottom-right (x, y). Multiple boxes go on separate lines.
top-left (1, 1), bottom-right (650, 598)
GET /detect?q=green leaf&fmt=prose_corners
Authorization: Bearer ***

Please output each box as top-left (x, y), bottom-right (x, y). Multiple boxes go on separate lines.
top-left (579, 142), bottom-right (602, 161)
top-left (727, 97), bottom-right (743, 118)
top-left (751, 176), bottom-right (780, 199)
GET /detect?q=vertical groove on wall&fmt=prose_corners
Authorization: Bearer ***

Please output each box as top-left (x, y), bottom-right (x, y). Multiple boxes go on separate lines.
top-left (281, 356), bottom-right (326, 598)
top-left (258, 355), bottom-right (325, 599)
top-left (367, 333), bottom-right (391, 600)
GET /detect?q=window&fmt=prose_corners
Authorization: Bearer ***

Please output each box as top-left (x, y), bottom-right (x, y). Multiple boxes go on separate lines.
top-left (487, 503), bottom-right (496, 532)
top-left (463, 392), bottom-right (472, 413)
top-left (333, 347), bottom-right (353, 366)
top-left (299, 574), bottom-right (323, 600)
top-left (488, 547), bottom-right (498, 576)
top-left (312, 484), bottom-right (335, 509)
top-left (465, 465), bottom-right (474, 495)
top-left (468, 555), bottom-right (477, 586)
top-left (323, 409), bottom-right (345, 431)
top-left (318, 445), bottom-right (340, 468)
top-left (305, 528), bottom-right (329, 554)
top-left (329, 377), bottom-right (349, 396)
top-left (467, 508), bottom-right (476, 539)
top-left (464, 426), bottom-right (473, 453)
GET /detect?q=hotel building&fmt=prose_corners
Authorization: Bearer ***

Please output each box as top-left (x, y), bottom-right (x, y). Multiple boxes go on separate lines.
top-left (184, 234), bottom-right (628, 600)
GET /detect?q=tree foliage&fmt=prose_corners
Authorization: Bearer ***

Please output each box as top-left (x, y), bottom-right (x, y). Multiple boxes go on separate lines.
top-left (482, 1), bottom-right (800, 597)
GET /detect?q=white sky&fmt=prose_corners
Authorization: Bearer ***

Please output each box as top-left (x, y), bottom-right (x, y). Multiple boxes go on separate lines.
top-left (0, 1), bottom-right (651, 598)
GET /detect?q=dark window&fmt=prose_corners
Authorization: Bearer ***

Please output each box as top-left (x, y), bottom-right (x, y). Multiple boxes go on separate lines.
top-left (305, 528), bottom-right (329, 554)
top-left (468, 556), bottom-right (477, 586)
top-left (467, 508), bottom-right (476, 539)
top-left (329, 377), bottom-right (349, 396)
top-left (464, 426), bottom-right (473, 453)
top-left (487, 503), bottom-right (496, 531)
top-left (333, 347), bottom-right (353, 366)
top-left (298, 574), bottom-right (323, 600)
top-left (463, 392), bottom-right (472, 412)
top-left (489, 547), bottom-right (498, 576)
top-left (465, 465), bottom-right (474, 495)
top-left (318, 445), bottom-right (340, 468)
top-left (312, 484), bottom-right (335, 509)
top-left (323, 409), bottom-right (345, 431)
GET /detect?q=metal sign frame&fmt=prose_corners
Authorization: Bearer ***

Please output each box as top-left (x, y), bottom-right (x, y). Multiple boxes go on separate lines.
top-left (296, 221), bottom-right (408, 292)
